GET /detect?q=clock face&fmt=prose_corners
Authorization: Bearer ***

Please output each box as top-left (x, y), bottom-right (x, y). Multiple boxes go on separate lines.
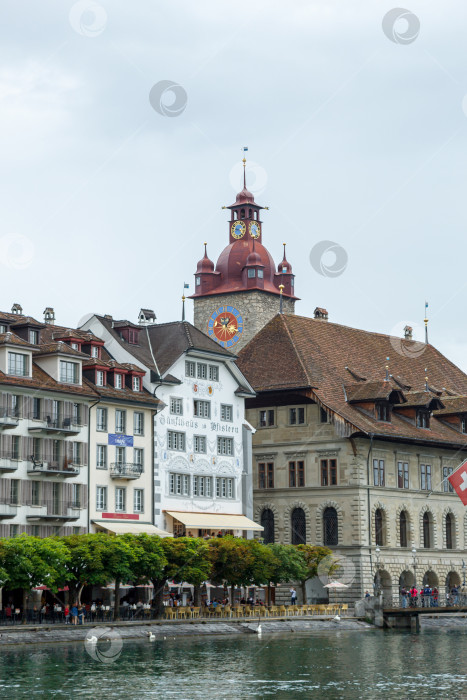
top-left (231, 220), bottom-right (246, 239)
top-left (249, 221), bottom-right (260, 239)
top-left (207, 306), bottom-right (244, 348)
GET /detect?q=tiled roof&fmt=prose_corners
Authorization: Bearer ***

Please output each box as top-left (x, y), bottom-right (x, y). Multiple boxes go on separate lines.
top-left (237, 314), bottom-right (467, 447)
top-left (434, 396), bottom-right (467, 416)
top-left (35, 342), bottom-right (89, 358)
top-left (82, 378), bottom-right (162, 407)
top-left (0, 332), bottom-right (37, 349)
top-left (95, 316), bottom-right (234, 376)
top-left (398, 391), bottom-right (444, 409)
top-left (0, 363), bottom-right (98, 398)
top-left (345, 380), bottom-right (405, 404)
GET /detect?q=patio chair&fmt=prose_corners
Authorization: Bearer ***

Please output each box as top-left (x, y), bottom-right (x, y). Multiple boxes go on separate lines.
top-left (164, 608), bottom-right (177, 620)
top-left (191, 607), bottom-right (200, 618)
top-left (278, 605), bottom-right (287, 616)
top-left (340, 604), bottom-right (348, 616)
top-left (222, 605), bottom-right (231, 618)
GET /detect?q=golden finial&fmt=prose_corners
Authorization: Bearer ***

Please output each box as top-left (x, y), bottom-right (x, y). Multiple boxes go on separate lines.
top-left (279, 284), bottom-right (284, 293)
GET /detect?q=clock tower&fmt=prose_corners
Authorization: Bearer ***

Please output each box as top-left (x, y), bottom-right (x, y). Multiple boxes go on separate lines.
top-left (190, 158), bottom-right (298, 351)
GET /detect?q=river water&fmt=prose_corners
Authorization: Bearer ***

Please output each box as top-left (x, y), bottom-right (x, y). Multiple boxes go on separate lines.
top-left (1, 628), bottom-right (466, 699)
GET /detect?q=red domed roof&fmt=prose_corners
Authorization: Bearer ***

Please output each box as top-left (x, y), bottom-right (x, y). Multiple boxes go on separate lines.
top-left (235, 187), bottom-right (255, 205)
top-left (196, 243), bottom-right (215, 273)
top-left (214, 240), bottom-right (276, 292)
top-left (278, 244), bottom-right (293, 273)
top-left (246, 249), bottom-right (263, 267)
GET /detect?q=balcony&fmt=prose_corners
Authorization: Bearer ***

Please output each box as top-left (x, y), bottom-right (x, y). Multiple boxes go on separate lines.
top-left (27, 458), bottom-right (80, 478)
top-left (110, 462), bottom-right (143, 480)
top-left (0, 500), bottom-right (19, 519)
top-left (26, 500), bottom-right (81, 522)
top-left (0, 409), bottom-right (20, 429)
top-left (0, 453), bottom-right (20, 472)
top-left (28, 413), bottom-right (81, 436)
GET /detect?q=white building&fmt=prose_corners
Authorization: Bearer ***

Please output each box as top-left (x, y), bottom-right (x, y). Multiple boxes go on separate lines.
top-left (82, 313), bottom-right (261, 537)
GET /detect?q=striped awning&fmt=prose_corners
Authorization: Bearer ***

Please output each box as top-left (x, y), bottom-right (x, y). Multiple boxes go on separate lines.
top-left (94, 522), bottom-right (173, 537)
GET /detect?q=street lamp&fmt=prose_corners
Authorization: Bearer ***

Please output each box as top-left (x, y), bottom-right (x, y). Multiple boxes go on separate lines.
top-left (375, 546), bottom-right (381, 596)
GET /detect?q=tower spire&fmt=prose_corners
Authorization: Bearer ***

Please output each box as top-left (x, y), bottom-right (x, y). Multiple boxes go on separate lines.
top-left (242, 157), bottom-right (246, 189)
top-left (424, 301), bottom-right (429, 344)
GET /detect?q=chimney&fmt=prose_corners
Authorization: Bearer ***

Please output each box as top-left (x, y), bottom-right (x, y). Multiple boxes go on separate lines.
top-left (404, 325), bottom-right (413, 340)
top-left (313, 307), bottom-right (328, 321)
top-left (138, 308), bottom-right (156, 326)
top-left (43, 307), bottom-right (55, 325)
top-left (11, 303), bottom-right (22, 315)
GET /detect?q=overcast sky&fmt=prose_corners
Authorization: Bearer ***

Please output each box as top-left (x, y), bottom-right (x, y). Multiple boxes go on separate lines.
top-left (1, 1), bottom-right (467, 372)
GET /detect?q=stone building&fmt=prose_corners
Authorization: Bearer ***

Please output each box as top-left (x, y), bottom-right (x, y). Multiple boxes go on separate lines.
top-left (237, 311), bottom-right (467, 605)
top-left (190, 158), bottom-right (297, 351)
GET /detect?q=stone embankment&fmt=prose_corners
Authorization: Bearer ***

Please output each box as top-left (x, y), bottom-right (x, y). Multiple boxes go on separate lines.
top-left (0, 616), bottom-right (371, 646)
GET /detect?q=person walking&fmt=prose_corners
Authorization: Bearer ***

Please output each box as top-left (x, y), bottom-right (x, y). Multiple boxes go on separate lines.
top-left (290, 587), bottom-right (297, 606)
top-left (409, 586), bottom-right (418, 607)
top-left (432, 587), bottom-right (439, 607)
top-left (64, 605), bottom-right (70, 624)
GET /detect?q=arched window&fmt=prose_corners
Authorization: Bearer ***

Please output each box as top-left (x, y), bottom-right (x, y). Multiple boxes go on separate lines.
top-left (261, 509), bottom-right (275, 544)
top-left (240, 208), bottom-right (245, 219)
top-left (248, 208), bottom-right (252, 219)
top-left (423, 512), bottom-right (432, 549)
top-left (291, 507), bottom-right (306, 545)
top-left (375, 509), bottom-right (384, 546)
top-left (446, 513), bottom-right (453, 550)
top-left (323, 507), bottom-right (338, 546)
top-left (400, 511), bottom-right (408, 548)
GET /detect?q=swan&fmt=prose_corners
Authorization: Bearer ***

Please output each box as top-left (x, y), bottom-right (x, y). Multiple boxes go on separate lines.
top-left (256, 624), bottom-right (262, 636)
top-left (332, 615), bottom-right (341, 622)
top-left (147, 631), bottom-right (156, 641)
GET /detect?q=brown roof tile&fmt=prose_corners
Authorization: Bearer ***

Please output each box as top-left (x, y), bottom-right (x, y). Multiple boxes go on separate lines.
top-left (238, 314), bottom-right (467, 447)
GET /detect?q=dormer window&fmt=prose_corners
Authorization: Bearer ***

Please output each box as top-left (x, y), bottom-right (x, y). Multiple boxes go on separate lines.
top-left (376, 402), bottom-right (391, 422)
top-left (8, 352), bottom-right (29, 377)
top-left (71, 343), bottom-right (79, 351)
top-left (258, 269), bottom-right (264, 279)
top-left (60, 360), bottom-right (79, 384)
top-left (417, 410), bottom-right (430, 429)
top-left (462, 416), bottom-right (467, 434)
top-left (91, 346), bottom-right (99, 358)
top-left (132, 376), bottom-right (141, 392)
top-left (0, 324), bottom-right (7, 333)
top-left (196, 276), bottom-right (201, 286)
top-left (247, 269), bottom-right (256, 278)
top-left (96, 370), bottom-right (105, 387)
top-left (128, 330), bottom-right (138, 344)
top-left (29, 330), bottom-right (39, 345)
top-left (115, 373), bottom-right (123, 389)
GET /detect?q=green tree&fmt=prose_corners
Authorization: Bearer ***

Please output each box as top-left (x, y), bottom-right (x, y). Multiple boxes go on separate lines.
top-left (61, 533), bottom-right (114, 604)
top-left (99, 535), bottom-right (139, 620)
top-left (296, 544), bottom-right (335, 602)
top-left (209, 537), bottom-right (277, 603)
top-left (266, 543), bottom-right (308, 604)
top-left (150, 537), bottom-right (211, 615)
top-left (0, 535), bottom-right (69, 621)
top-left (123, 534), bottom-right (167, 614)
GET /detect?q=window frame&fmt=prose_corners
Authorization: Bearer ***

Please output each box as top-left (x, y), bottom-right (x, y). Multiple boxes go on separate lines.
top-left (96, 444), bottom-right (107, 469)
top-left (170, 397), bottom-right (183, 415)
top-left (8, 352), bottom-right (28, 377)
top-left (194, 400), bottom-right (211, 418)
top-left (220, 404), bottom-right (233, 422)
top-left (115, 487), bottom-right (126, 512)
top-left (420, 463), bottom-right (432, 491)
top-left (397, 461), bottom-right (409, 489)
top-left (320, 458), bottom-right (337, 486)
top-left (96, 407), bottom-right (108, 432)
top-left (289, 406), bottom-right (305, 425)
top-left (115, 409), bottom-right (126, 434)
top-left (373, 458), bottom-right (385, 487)
top-left (258, 462), bottom-right (274, 489)
top-left (134, 489), bottom-right (144, 513)
top-left (217, 436), bottom-right (233, 456)
top-left (168, 431), bottom-right (185, 451)
top-left (194, 435), bottom-right (207, 453)
top-left (96, 486), bottom-right (107, 511)
top-left (59, 360), bottom-right (79, 384)
top-left (133, 411), bottom-right (144, 436)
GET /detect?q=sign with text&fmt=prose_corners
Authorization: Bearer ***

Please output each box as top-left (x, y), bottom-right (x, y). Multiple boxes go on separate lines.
top-left (102, 513), bottom-right (140, 520)
top-left (108, 434), bottom-right (134, 447)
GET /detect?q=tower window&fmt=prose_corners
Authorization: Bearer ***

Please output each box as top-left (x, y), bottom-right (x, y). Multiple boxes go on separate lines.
top-left (258, 269), bottom-right (264, 278)
top-left (196, 276), bottom-right (201, 286)
top-left (247, 269), bottom-right (256, 278)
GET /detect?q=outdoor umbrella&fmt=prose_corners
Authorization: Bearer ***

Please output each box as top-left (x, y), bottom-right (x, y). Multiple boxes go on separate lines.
top-left (323, 581), bottom-right (349, 588)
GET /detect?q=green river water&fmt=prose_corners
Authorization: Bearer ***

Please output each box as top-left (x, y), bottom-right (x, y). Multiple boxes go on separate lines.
top-left (0, 628), bottom-right (465, 699)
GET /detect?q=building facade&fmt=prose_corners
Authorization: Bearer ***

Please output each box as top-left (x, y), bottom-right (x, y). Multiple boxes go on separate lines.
top-left (0, 310), bottom-right (94, 538)
top-left (81, 313), bottom-right (261, 538)
top-left (237, 312), bottom-right (467, 604)
top-left (190, 159), bottom-right (297, 351)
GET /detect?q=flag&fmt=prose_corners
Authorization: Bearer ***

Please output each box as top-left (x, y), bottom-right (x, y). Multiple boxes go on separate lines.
top-left (448, 459), bottom-right (467, 505)
top-left (183, 283), bottom-right (189, 289)
top-left (425, 301), bottom-right (429, 309)
top-left (242, 146), bottom-right (248, 152)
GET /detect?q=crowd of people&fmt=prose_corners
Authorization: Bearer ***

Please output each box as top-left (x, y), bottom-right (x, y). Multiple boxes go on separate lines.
top-left (399, 584), bottom-right (466, 607)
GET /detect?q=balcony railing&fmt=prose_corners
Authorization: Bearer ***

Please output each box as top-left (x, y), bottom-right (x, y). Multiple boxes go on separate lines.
top-left (25, 500), bottom-right (81, 521)
top-left (27, 458), bottom-right (80, 477)
top-left (28, 413), bottom-right (82, 435)
top-left (0, 452), bottom-right (20, 472)
top-left (110, 462), bottom-right (143, 480)
top-left (0, 498), bottom-right (19, 519)
top-left (0, 408), bottom-right (20, 429)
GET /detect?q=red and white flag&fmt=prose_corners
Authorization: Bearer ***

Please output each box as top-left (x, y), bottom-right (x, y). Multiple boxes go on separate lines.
top-left (448, 459), bottom-right (467, 505)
